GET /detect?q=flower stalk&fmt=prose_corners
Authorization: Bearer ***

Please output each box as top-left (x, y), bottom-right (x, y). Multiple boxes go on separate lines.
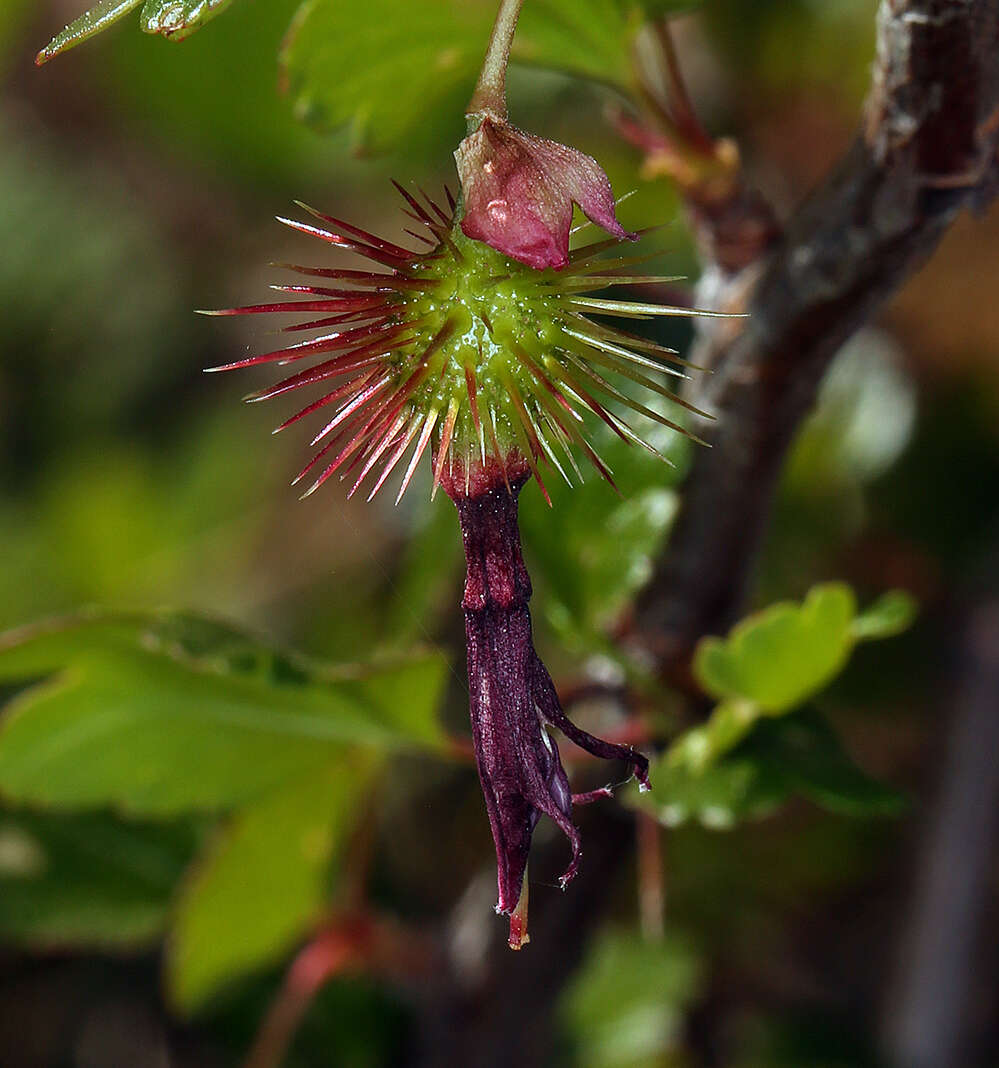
top-left (466, 0), bottom-right (525, 123)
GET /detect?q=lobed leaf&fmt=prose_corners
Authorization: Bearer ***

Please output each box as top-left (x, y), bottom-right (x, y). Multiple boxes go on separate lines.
top-left (512, 0), bottom-right (641, 89)
top-left (280, 0), bottom-right (492, 154)
top-left (694, 583), bottom-right (857, 713)
top-left (631, 584), bottom-right (915, 829)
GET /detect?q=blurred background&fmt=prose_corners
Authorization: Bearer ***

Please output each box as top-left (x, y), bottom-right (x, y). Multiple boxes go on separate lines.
top-left (0, 0), bottom-right (997, 1065)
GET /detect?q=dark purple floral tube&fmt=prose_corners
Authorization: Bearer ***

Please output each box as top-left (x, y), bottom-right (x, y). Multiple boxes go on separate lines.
top-left (449, 472), bottom-right (650, 947)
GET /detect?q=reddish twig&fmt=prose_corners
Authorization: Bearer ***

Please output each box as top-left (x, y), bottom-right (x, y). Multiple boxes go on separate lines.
top-left (245, 914), bottom-right (435, 1068)
top-left (243, 918), bottom-right (373, 1068)
top-left (636, 809), bottom-right (666, 940)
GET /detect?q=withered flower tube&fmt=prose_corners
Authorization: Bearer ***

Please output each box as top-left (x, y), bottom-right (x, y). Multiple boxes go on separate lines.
top-left (444, 463), bottom-right (649, 946)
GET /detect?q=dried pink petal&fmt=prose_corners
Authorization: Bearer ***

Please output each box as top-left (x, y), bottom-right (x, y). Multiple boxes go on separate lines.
top-left (455, 117), bottom-right (637, 270)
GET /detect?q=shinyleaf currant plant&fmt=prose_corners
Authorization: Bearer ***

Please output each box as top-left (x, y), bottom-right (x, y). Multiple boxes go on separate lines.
top-left (205, 0), bottom-right (721, 949)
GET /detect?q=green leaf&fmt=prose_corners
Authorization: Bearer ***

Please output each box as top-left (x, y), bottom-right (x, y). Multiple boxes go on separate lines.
top-left (693, 583), bottom-right (918, 719)
top-left (280, 0), bottom-right (492, 154)
top-left (0, 809), bottom-right (198, 947)
top-left (694, 584), bottom-right (857, 713)
top-left (36, 0), bottom-right (236, 61)
top-left (851, 589), bottom-right (918, 642)
top-left (167, 757), bottom-right (371, 1011)
top-left (36, 0), bottom-right (143, 64)
top-left (512, 0), bottom-right (638, 89)
top-left (635, 710), bottom-right (903, 829)
top-left (561, 928), bottom-right (702, 1068)
top-left (0, 612), bottom-right (448, 814)
top-left (139, 0), bottom-right (234, 40)
top-left (514, 1), bottom-right (697, 89)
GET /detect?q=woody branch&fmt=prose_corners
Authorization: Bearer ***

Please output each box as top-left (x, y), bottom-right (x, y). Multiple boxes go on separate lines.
top-left (636, 0), bottom-right (999, 672)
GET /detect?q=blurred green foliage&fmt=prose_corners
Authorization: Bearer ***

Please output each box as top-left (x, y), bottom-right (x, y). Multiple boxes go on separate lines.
top-left (0, 119), bottom-right (183, 441)
top-left (0, 809), bottom-right (199, 946)
top-left (281, 0), bottom-right (493, 155)
top-left (695, 584), bottom-right (914, 715)
top-left (636, 707), bottom-right (904, 830)
top-left (168, 755), bottom-right (374, 1011)
top-left (708, 0), bottom-right (877, 109)
top-left (521, 402), bottom-right (690, 657)
top-left (105, 0), bottom-right (342, 186)
top-left (561, 929), bottom-right (703, 1068)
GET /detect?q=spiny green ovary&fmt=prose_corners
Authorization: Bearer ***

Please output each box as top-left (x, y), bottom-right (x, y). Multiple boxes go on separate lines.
top-left (392, 233), bottom-right (568, 453)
